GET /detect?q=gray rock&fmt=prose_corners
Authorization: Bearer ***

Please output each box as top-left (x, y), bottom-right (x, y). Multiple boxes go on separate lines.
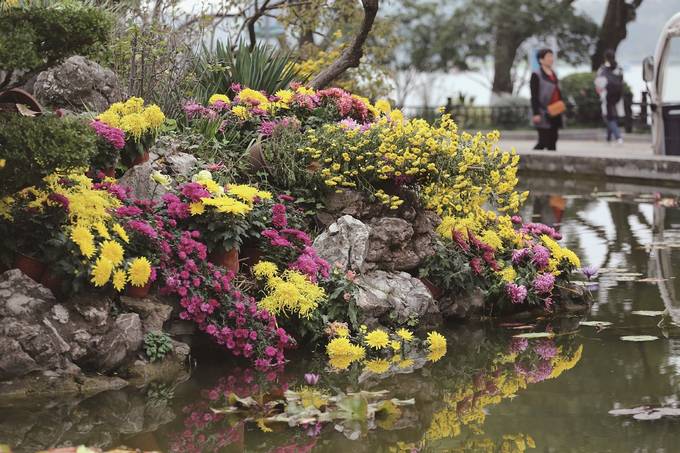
top-left (165, 152), bottom-right (198, 178)
top-left (118, 161), bottom-right (168, 201)
top-left (0, 269), bottom-right (54, 318)
top-left (120, 295), bottom-right (173, 334)
top-left (0, 338), bottom-right (39, 379)
top-left (355, 270), bottom-right (440, 326)
top-left (312, 215), bottom-right (370, 271)
top-left (33, 56), bottom-right (124, 112)
top-left (94, 314), bottom-right (143, 373)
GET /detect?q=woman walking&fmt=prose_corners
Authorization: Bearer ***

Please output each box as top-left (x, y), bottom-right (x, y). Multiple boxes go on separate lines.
top-left (530, 48), bottom-right (565, 151)
top-left (595, 49), bottom-right (625, 144)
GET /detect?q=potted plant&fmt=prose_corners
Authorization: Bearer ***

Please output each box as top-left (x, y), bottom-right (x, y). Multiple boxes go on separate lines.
top-left (172, 172), bottom-right (272, 274)
top-left (3, 185), bottom-right (70, 282)
top-left (96, 97), bottom-right (165, 168)
top-left (89, 119), bottom-right (125, 177)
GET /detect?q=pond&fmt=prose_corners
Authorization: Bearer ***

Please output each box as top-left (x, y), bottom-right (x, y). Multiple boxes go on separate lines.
top-left (3, 175), bottom-right (680, 453)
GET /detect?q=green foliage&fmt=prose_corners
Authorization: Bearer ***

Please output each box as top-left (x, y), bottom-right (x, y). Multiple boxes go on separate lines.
top-left (144, 331), bottom-right (173, 362)
top-left (0, 113), bottom-right (96, 196)
top-left (194, 40), bottom-right (303, 102)
top-left (0, 2), bottom-right (112, 85)
top-left (561, 71), bottom-right (632, 125)
top-left (419, 239), bottom-right (473, 296)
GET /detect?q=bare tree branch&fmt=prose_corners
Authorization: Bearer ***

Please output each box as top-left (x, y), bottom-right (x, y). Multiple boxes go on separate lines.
top-left (310, 0), bottom-right (380, 89)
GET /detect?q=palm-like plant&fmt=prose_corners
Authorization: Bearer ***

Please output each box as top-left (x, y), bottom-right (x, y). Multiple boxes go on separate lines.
top-left (194, 40), bottom-right (304, 101)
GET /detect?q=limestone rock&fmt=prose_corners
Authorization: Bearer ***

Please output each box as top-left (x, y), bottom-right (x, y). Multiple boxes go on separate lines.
top-left (93, 313), bottom-right (143, 373)
top-left (118, 161), bottom-right (167, 201)
top-left (312, 215), bottom-right (370, 271)
top-left (165, 152), bottom-right (198, 177)
top-left (355, 270), bottom-right (440, 326)
top-left (120, 295), bottom-right (174, 334)
top-left (33, 56), bottom-right (124, 112)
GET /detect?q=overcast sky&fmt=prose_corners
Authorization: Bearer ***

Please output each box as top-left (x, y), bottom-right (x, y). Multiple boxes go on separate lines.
top-left (576, 0), bottom-right (680, 62)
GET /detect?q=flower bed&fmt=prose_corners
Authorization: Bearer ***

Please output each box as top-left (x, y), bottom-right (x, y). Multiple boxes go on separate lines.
top-left (0, 85), bottom-right (590, 370)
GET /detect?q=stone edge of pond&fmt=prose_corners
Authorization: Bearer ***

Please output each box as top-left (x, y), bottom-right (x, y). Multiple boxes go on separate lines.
top-left (518, 151), bottom-right (680, 185)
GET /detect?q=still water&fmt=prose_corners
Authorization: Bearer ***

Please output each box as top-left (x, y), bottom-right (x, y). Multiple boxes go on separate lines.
top-left (4, 176), bottom-right (680, 453)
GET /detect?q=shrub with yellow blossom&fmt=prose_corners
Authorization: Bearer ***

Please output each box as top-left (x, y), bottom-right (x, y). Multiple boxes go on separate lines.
top-left (97, 97), bottom-right (165, 164)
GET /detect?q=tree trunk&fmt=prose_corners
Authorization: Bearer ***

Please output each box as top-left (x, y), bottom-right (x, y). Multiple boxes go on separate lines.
top-left (491, 31), bottom-right (522, 96)
top-left (310, 0), bottom-right (380, 90)
top-left (591, 0), bottom-right (643, 71)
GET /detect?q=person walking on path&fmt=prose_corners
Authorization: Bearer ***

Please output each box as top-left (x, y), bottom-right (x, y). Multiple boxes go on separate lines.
top-left (529, 49), bottom-right (566, 151)
top-left (530, 48), bottom-right (565, 151)
top-left (595, 49), bottom-right (625, 144)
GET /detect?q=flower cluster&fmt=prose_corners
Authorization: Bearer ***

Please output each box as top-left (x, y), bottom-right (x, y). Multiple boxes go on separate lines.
top-left (253, 261), bottom-right (326, 319)
top-left (325, 325), bottom-right (447, 372)
top-left (294, 110), bottom-right (527, 215)
top-left (97, 97), bottom-right (165, 142)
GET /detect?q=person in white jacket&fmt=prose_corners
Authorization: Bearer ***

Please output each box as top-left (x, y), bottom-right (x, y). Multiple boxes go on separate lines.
top-left (594, 49), bottom-right (625, 144)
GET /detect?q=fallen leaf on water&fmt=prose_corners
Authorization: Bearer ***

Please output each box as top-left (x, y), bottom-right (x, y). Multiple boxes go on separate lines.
top-left (635, 278), bottom-right (669, 283)
top-left (512, 332), bottom-right (555, 339)
top-left (631, 310), bottom-right (666, 317)
top-left (580, 321), bottom-right (613, 328)
top-left (620, 335), bottom-right (659, 342)
top-left (609, 406), bottom-right (680, 420)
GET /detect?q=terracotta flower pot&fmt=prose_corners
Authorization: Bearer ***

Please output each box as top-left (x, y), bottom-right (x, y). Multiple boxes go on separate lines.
top-left (126, 281), bottom-right (151, 298)
top-left (420, 277), bottom-right (443, 300)
top-left (131, 150), bottom-right (150, 166)
top-left (14, 254), bottom-right (46, 282)
top-left (247, 140), bottom-right (268, 172)
top-left (209, 247), bottom-right (240, 274)
top-left (40, 270), bottom-right (63, 296)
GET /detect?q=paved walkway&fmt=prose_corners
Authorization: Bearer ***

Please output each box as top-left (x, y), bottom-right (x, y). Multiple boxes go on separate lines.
top-left (500, 138), bottom-right (656, 159)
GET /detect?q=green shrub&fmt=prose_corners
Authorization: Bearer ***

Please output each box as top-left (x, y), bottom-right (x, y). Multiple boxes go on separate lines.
top-left (0, 113), bottom-right (96, 195)
top-left (0, 3), bottom-right (112, 87)
top-left (194, 40), bottom-right (303, 103)
top-left (561, 71), bottom-right (632, 126)
top-left (144, 331), bottom-right (173, 362)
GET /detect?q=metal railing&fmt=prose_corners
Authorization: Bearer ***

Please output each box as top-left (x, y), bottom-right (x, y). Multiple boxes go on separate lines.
top-left (403, 93), bottom-right (652, 132)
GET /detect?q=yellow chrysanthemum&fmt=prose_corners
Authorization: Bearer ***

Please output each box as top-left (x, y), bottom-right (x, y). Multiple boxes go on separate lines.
top-left (202, 196), bottom-right (252, 215)
top-left (100, 240), bottom-right (125, 266)
top-left (143, 104), bottom-right (165, 128)
top-left (119, 113), bottom-right (148, 140)
top-left (124, 96), bottom-right (145, 114)
top-left (227, 184), bottom-right (272, 203)
top-left (274, 89), bottom-right (294, 104)
top-left (112, 224), bottom-right (130, 243)
top-left (427, 331), bottom-right (447, 349)
top-left (112, 269), bottom-right (127, 292)
top-left (364, 329), bottom-right (390, 349)
top-left (71, 226), bottom-right (96, 258)
top-left (326, 337), bottom-right (366, 368)
top-left (374, 99), bottom-right (392, 114)
top-left (364, 358), bottom-right (390, 374)
top-left (231, 105), bottom-right (251, 120)
top-left (498, 266), bottom-right (517, 283)
top-left (238, 88), bottom-right (269, 105)
top-left (189, 201), bottom-right (205, 216)
top-left (94, 222), bottom-right (110, 239)
top-left (253, 261), bottom-right (278, 279)
top-left (0, 159), bottom-right (5, 169)
top-left (208, 94), bottom-right (230, 105)
top-left (396, 328), bottom-right (414, 342)
top-left (91, 257), bottom-right (113, 287)
top-left (128, 257), bottom-right (152, 287)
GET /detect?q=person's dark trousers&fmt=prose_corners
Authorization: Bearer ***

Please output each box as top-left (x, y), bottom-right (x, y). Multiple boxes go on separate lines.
top-left (534, 126), bottom-right (558, 151)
